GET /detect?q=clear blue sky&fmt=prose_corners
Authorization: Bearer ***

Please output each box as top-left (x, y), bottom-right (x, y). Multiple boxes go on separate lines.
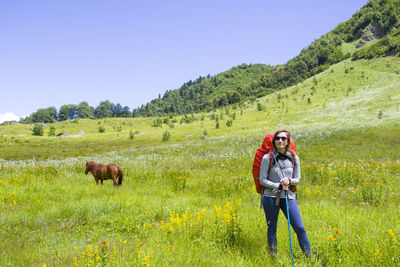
top-left (0, 0), bottom-right (368, 119)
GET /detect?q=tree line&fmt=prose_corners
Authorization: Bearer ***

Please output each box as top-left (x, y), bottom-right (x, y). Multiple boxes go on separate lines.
top-left (21, 101), bottom-right (132, 123)
top-left (131, 64), bottom-right (275, 117)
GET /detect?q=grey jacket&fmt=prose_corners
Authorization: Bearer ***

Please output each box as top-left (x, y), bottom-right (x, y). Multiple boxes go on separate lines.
top-left (259, 150), bottom-right (300, 200)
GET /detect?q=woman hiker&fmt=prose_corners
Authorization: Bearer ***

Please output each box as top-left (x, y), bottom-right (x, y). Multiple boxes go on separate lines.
top-left (259, 129), bottom-right (311, 257)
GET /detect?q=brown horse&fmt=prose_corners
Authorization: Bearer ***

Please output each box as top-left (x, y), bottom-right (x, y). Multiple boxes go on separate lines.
top-left (85, 161), bottom-right (123, 186)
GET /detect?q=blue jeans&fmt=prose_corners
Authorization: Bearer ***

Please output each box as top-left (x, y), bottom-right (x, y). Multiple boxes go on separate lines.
top-left (262, 196), bottom-right (311, 256)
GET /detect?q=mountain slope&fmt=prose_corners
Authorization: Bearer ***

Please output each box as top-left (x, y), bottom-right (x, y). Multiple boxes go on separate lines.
top-left (132, 63), bottom-right (274, 116)
top-left (133, 0), bottom-right (400, 117)
top-left (1, 56), bottom-right (399, 160)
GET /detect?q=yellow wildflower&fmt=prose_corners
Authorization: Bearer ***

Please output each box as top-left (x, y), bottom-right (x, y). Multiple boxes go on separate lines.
top-left (388, 229), bottom-right (395, 238)
top-left (333, 228), bottom-right (342, 234)
top-left (143, 250), bottom-right (153, 267)
top-left (327, 236), bottom-right (336, 241)
top-left (136, 242), bottom-right (143, 255)
top-left (167, 224), bottom-right (173, 231)
top-left (374, 249), bottom-right (383, 259)
top-left (235, 198), bottom-right (242, 206)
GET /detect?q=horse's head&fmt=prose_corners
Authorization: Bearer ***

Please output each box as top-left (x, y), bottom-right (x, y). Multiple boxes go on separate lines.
top-left (85, 161), bottom-right (94, 174)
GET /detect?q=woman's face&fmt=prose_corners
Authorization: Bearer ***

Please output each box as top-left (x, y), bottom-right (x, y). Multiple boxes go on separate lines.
top-left (274, 132), bottom-right (288, 151)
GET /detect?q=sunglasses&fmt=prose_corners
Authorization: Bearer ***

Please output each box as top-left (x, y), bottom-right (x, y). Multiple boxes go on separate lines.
top-left (275, 136), bottom-right (288, 141)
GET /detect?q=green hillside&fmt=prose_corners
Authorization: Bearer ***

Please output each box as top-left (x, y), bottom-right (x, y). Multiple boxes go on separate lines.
top-left (132, 64), bottom-right (274, 116)
top-left (19, 0), bottom-right (400, 121)
top-left (0, 57), bottom-right (399, 266)
top-left (1, 57), bottom-right (399, 160)
top-left (131, 0), bottom-right (400, 117)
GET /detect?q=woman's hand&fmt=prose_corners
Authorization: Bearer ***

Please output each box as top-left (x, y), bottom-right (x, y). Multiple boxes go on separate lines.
top-left (280, 177), bottom-right (290, 190)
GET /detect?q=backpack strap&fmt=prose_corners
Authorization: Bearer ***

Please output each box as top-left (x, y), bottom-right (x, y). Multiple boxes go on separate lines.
top-left (268, 151), bottom-right (274, 175)
top-left (290, 154), bottom-right (297, 198)
top-left (259, 151), bottom-right (275, 209)
top-left (261, 151), bottom-right (275, 193)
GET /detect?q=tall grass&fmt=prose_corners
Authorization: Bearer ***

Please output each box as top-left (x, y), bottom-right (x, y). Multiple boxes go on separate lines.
top-left (1, 124), bottom-right (399, 266)
top-left (1, 57), bottom-right (400, 266)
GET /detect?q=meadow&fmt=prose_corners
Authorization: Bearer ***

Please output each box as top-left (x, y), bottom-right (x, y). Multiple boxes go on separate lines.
top-left (1, 57), bottom-right (400, 266)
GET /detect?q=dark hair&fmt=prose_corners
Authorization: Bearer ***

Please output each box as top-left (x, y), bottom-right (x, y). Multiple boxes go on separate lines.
top-left (273, 129), bottom-right (295, 157)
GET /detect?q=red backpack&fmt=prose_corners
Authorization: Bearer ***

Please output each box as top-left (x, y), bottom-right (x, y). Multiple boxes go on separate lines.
top-left (252, 134), bottom-right (297, 194)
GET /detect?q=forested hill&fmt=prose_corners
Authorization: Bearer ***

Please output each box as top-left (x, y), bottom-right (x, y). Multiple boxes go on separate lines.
top-left (132, 0), bottom-right (400, 117)
top-left (132, 64), bottom-right (274, 117)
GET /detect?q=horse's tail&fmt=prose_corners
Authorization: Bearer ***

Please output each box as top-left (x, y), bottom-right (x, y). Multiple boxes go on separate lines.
top-left (117, 167), bottom-right (123, 185)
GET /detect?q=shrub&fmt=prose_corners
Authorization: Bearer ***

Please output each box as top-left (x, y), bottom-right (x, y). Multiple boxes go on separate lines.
top-left (152, 118), bottom-right (163, 127)
top-left (48, 126), bottom-right (56, 136)
top-left (355, 182), bottom-right (385, 206)
top-left (378, 110), bottom-right (383, 119)
top-left (32, 124), bottom-right (44, 136)
top-left (180, 115), bottom-right (194, 124)
top-left (129, 130), bottom-right (135, 139)
top-left (162, 131), bottom-right (171, 142)
top-left (346, 86), bottom-right (352, 96)
top-left (98, 126), bottom-right (105, 133)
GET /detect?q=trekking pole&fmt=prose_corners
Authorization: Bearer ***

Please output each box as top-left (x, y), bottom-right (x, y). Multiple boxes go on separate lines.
top-left (285, 189), bottom-right (295, 267)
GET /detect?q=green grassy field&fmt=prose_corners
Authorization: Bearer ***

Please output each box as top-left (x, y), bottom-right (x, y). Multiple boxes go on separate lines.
top-left (1, 57), bottom-right (400, 266)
